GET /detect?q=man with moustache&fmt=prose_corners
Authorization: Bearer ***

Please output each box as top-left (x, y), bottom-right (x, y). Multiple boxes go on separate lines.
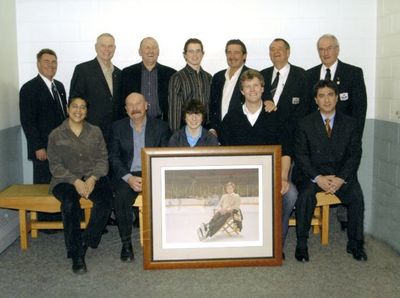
top-left (70, 33), bottom-right (124, 147)
top-left (109, 92), bottom-right (170, 262)
top-left (20, 48), bottom-right (67, 224)
top-left (122, 37), bottom-right (176, 122)
top-left (307, 34), bottom-right (367, 230)
top-left (209, 39), bottom-right (249, 137)
top-left (168, 38), bottom-right (212, 131)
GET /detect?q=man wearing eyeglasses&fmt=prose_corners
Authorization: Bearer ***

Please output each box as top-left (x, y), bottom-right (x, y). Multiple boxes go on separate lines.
top-left (168, 38), bottom-right (212, 131)
top-left (307, 34), bottom-right (367, 232)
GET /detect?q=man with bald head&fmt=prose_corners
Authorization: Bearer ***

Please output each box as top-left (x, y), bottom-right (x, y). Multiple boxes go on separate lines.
top-left (109, 92), bottom-right (170, 262)
top-left (122, 37), bottom-right (176, 122)
top-left (307, 34), bottom-right (367, 231)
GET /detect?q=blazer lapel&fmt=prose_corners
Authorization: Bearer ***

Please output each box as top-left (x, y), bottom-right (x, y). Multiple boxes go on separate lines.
top-left (93, 59), bottom-right (112, 98)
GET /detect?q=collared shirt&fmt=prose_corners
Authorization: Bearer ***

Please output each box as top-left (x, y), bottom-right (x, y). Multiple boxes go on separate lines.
top-left (272, 63), bottom-right (290, 104)
top-left (47, 120), bottom-right (108, 191)
top-left (242, 102), bottom-right (263, 126)
top-left (185, 125), bottom-right (202, 147)
top-left (38, 73), bottom-right (53, 95)
top-left (141, 63), bottom-right (161, 118)
top-left (168, 64), bottom-right (212, 131)
top-left (320, 60), bottom-right (338, 81)
top-left (320, 111), bottom-right (336, 129)
top-left (221, 65), bottom-right (244, 120)
top-left (130, 117), bottom-right (146, 173)
top-left (97, 57), bottom-right (114, 95)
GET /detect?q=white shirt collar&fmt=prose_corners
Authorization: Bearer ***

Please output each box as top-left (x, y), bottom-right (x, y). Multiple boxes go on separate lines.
top-left (242, 102), bottom-right (262, 126)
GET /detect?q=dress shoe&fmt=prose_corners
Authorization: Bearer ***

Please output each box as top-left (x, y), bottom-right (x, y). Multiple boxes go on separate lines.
top-left (120, 243), bottom-right (134, 262)
top-left (340, 221), bottom-right (348, 231)
top-left (347, 244), bottom-right (368, 261)
top-left (107, 217), bottom-right (118, 226)
top-left (295, 246), bottom-right (309, 262)
top-left (102, 227), bottom-right (109, 235)
top-left (282, 252), bottom-right (286, 260)
top-left (72, 256), bottom-right (87, 274)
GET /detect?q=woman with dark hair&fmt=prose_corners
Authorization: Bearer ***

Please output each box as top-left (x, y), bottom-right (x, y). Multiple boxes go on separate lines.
top-left (47, 97), bottom-right (112, 274)
top-left (168, 99), bottom-right (218, 147)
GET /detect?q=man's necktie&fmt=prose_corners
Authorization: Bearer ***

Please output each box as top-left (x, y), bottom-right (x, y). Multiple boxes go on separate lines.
top-left (325, 68), bottom-right (331, 81)
top-left (51, 82), bottom-right (66, 118)
top-left (325, 118), bottom-right (332, 138)
top-left (270, 71), bottom-right (280, 99)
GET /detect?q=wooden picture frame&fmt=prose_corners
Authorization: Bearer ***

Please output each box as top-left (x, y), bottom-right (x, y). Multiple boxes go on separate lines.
top-left (142, 145), bottom-right (282, 269)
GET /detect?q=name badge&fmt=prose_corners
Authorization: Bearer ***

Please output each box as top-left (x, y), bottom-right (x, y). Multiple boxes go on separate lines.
top-left (339, 92), bottom-right (349, 101)
top-left (292, 97), bottom-right (300, 105)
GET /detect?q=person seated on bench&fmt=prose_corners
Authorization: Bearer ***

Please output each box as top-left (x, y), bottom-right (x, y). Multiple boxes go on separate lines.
top-left (197, 182), bottom-right (241, 240)
top-left (47, 97), bottom-right (112, 274)
top-left (168, 99), bottom-right (219, 147)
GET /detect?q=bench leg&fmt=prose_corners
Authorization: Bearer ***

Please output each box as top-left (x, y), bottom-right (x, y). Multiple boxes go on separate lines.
top-left (84, 208), bottom-right (91, 228)
top-left (321, 205), bottom-right (330, 245)
top-left (313, 207), bottom-right (321, 235)
top-left (19, 210), bottom-right (28, 250)
top-left (30, 211), bottom-right (38, 238)
top-left (138, 205), bottom-right (143, 247)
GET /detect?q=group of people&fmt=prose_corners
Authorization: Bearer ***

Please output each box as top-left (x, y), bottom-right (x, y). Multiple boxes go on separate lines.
top-left (19, 32), bottom-right (367, 274)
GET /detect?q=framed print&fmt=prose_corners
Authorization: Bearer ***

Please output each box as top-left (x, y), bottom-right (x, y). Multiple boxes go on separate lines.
top-left (142, 146), bottom-right (282, 269)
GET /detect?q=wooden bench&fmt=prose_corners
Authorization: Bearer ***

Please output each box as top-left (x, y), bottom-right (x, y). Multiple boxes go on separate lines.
top-left (289, 192), bottom-right (341, 245)
top-left (0, 184), bottom-right (93, 250)
top-left (133, 194), bottom-right (143, 246)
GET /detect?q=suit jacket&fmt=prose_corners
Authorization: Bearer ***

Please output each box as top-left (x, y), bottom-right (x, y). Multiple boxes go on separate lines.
top-left (307, 60), bottom-right (367, 138)
top-left (19, 75), bottom-right (67, 160)
top-left (109, 117), bottom-right (171, 180)
top-left (121, 62), bottom-right (176, 121)
top-left (209, 65), bottom-right (248, 133)
top-left (70, 58), bottom-right (123, 140)
top-left (293, 111), bottom-right (361, 187)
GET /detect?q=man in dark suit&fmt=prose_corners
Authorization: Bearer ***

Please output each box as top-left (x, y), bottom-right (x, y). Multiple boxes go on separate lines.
top-left (20, 48), bottom-right (67, 222)
top-left (109, 92), bottom-right (170, 262)
top-left (70, 33), bottom-right (123, 146)
top-left (209, 39), bottom-right (248, 137)
top-left (307, 34), bottom-right (367, 230)
top-left (294, 80), bottom-right (367, 262)
top-left (121, 37), bottom-right (176, 122)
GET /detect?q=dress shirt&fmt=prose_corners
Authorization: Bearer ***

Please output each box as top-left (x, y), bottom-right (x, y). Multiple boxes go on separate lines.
top-left (272, 64), bottom-right (290, 104)
top-left (168, 64), bottom-right (212, 131)
top-left (242, 102), bottom-right (262, 126)
top-left (221, 66), bottom-right (244, 120)
top-left (319, 60), bottom-right (338, 81)
top-left (38, 73), bottom-right (53, 94)
top-left (185, 126), bottom-right (202, 147)
top-left (141, 65), bottom-right (161, 118)
top-left (97, 58), bottom-right (114, 95)
top-left (320, 111), bottom-right (336, 129)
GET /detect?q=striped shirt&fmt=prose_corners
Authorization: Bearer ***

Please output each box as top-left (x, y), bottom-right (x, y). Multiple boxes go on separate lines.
top-left (168, 64), bottom-right (212, 131)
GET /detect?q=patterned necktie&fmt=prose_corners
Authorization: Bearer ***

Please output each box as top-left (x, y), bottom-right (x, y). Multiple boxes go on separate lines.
top-left (325, 118), bottom-right (332, 138)
top-left (51, 82), bottom-right (66, 118)
top-left (270, 71), bottom-right (280, 99)
top-left (325, 68), bottom-right (331, 81)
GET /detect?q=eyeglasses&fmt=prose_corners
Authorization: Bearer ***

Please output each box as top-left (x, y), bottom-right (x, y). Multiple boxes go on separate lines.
top-left (318, 46), bottom-right (337, 53)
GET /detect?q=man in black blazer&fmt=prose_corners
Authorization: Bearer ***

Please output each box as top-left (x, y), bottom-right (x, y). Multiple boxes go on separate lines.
top-left (121, 37), bottom-right (176, 122)
top-left (307, 34), bottom-right (367, 230)
top-left (109, 92), bottom-right (170, 262)
top-left (294, 80), bottom-right (367, 262)
top-left (261, 38), bottom-right (309, 141)
top-left (70, 33), bottom-right (123, 146)
top-left (209, 39), bottom-right (248, 137)
top-left (20, 48), bottom-right (67, 222)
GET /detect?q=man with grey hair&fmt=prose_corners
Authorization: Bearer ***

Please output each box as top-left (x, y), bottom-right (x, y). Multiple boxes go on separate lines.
top-left (70, 33), bottom-right (124, 146)
top-left (307, 33), bottom-right (367, 231)
top-left (122, 37), bottom-right (176, 123)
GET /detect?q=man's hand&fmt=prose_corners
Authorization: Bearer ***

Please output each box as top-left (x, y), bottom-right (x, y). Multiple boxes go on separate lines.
top-left (264, 100), bottom-right (277, 112)
top-left (328, 176), bottom-right (345, 194)
top-left (127, 176), bottom-right (142, 192)
top-left (35, 148), bottom-right (48, 161)
top-left (316, 175), bottom-right (335, 193)
top-left (74, 179), bottom-right (88, 199)
top-left (281, 178), bottom-right (289, 195)
top-left (209, 129), bottom-right (218, 137)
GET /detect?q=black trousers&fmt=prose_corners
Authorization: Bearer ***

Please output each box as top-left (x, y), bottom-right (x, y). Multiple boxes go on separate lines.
top-left (295, 178), bottom-right (364, 248)
top-left (33, 159), bottom-right (62, 222)
top-left (52, 177), bottom-right (112, 258)
top-left (113, 176), bottom-right (140, 244)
